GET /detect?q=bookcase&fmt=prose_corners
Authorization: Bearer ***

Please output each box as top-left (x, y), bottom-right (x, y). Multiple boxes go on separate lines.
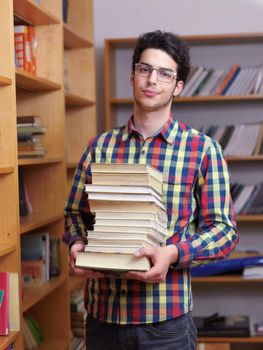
top-left (104, 34), bottom-right (263, 349)
top-left (64, 0), bottom-right (97, 192)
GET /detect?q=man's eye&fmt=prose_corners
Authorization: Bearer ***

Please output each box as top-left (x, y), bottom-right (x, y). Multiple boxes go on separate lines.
top-left (160, 69), bottom-right (173, 78)
top-left (140, 66), bottom-right (150, 73)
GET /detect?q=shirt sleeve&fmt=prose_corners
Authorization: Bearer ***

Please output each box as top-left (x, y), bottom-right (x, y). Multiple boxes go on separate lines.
top-left (175, 139), bottom-right (238, 269)
top-left (63, 144), bottom-right (94, 247)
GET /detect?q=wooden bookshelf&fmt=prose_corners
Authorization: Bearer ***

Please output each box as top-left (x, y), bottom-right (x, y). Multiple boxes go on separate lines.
top-left (15, 68), bottom-right (61, 91)
top-left (197, 336), bottom-right (263, 343)
top-left (0, 74), bottom-right (12, 86)
top-left (192, 275), bottom-right (263, 283)
top-left (63, 0), bottom-right (97, 182)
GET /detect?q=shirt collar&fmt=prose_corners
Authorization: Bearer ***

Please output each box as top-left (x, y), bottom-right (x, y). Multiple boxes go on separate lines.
top-left (121, 114), bottom-right (179, 145)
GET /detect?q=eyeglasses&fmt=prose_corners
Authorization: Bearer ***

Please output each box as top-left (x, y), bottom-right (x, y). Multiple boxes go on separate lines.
top-left (134, 63), bottom-right (177, 83)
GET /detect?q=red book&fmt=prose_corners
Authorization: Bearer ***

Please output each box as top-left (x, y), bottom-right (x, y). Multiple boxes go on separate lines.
top-left (0, 272), bottom-right (9, 335)
top-left (214, 64), bottom-right (240, 96)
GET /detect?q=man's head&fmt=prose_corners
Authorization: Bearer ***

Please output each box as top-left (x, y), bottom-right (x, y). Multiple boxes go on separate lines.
top-left (132, 30), bottom-right (190, 84)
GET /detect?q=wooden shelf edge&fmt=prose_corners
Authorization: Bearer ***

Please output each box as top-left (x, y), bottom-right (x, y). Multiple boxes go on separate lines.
top-left (63, 23), bottom-right (93, 49)
top-left (0, 166), bottom-right (15, 174)
top-left (192, 275), bottom-right (263, 283)
top-left (197, 336), bottom-right (263, 343)
top-left (0, 75), bottom-right (12, 86)
top-left (15, 68), bottom-right (61, 92)
top-left (0, 243), bottom-right (16, 258)
top-left (20, 212), bottom-right (64, 234)
top-left (22, 275), bottom-right (67, 312)
top-left (227, 155), bottom-right (263, 161)
top-left (110, 95), bottom-right (263, 105)
top-left (65, 91), bottom-right (95, 107)
top-left (237, 215), bottom-right (263, 222)
top-left (36, 339), bottom-right (69, 350)
top-left (67, 162), bottom-right (78, 169)
top-left (18, 157), bottom-right (63, 166)
top-left (13, 0), bottom-right (60, 25)
top-left (0, 331), bottom-right (20, 350)
top-left (105, 33), bottom-right (263, 47)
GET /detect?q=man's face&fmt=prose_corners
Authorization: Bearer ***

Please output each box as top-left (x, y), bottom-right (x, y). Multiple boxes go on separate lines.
top-left (131, 48), bottom-right (183, 113)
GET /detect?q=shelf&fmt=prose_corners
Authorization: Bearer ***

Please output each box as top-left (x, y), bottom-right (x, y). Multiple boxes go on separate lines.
top-left (227, 155), bottom-right (263, 162)
top-left (197, 336), bottom-right (263, 343)
top-left (63, 23), bottom-right (93, 49)
top-left (65, 91), bottom-right (95, 107)
top-left (0, 166), bottom-right (15, 174)
top-left (67, 162), bottom-right (78, 169)
top-left (106, 33), bottom-right (263, 48)
top-left (20, 212), bottom-right (64, 234)
top-left (36, 339), bottom-right (69, 350)
top-left (13, 0), bottom-right (60, 25)
top-left (0, 331), bottom-right (20, 350)
top-left (22, 275), bottom-right (67, 312)
top-left (15, 68), bottom-right (61, 92)
top-left (0, 243), bottom-right (16, 258)
top-left (68, 275), bottom-right (85, 293)
top-left (0, 75), bottom-right (12, 86)
top-left (18, 157), bottom-right (63, 167)
top-left (192, 275), bottom-right (263, 283)
top-left (237, 215), bottom-right (263, 222)
top-left (110, 95), bottom-right (263, 105)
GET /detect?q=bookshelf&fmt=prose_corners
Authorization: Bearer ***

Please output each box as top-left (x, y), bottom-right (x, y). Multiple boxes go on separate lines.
top-left (0, 0), bottom-right (73, 349)
top-left (63, 0), bottom-right (97, 191)
top-left (104, 33), bottom-right (263, 348)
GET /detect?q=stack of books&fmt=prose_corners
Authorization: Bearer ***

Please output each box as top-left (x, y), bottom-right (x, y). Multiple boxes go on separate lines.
top-left (76, 163), bottom-right (168, 272)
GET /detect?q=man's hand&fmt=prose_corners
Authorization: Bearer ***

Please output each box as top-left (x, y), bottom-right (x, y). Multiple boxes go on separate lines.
top-left (69, 241), bottom-right (105, 279)
top-left (122, 244), bottom-right (179, 283)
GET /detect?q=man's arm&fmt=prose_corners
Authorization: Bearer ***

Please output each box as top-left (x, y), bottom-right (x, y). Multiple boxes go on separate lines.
top-left (125, 139), bottom-right (238, 283)
top-left (63, 144), bottom-right (105, 278)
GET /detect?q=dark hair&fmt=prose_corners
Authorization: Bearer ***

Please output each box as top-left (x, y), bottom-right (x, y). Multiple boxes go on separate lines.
top-left (132, 30), bottom-right (191, 83)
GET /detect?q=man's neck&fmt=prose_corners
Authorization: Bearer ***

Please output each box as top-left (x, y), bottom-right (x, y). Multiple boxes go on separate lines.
top-left (133, 108), bottom-right (170, 139)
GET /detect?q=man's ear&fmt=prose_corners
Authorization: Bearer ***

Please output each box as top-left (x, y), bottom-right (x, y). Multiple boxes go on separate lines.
top-left (130, 71), bottom-right (135, 86)
top-left (173, 80), bottom-right (184, 97)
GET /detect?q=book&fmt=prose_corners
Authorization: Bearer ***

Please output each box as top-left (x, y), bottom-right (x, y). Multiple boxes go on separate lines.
top-left (18, 167), bottom-right (28, 216)
top-left (91, 226), bottom-right (166, 242)
top-left (21, 260), bottom-right (46, 286)
top-left (9, 273), bottom-right (20, 331)
top-left (87, 192), bottom-right (165, 210)
top-left (214, 64), bottom-right (241, 96)
top-left (76, 251), bottom-right (151, 271)
top-left (87, 236), bottom-right (159, 248)
top-left (17, 115), bottom-right (42, 125)
top-left (0, 272), bottom-right (9, 335)
top-left (95, 211), bottom-right (167, 225)
top-left (21, 232), bottom-right (50, 282)
top-left (22, 317), bottom-right (38, 350)
top-left (194, 314), bottom-right (250, 337)
top-left (89, 200), bottom-right (166, 218)
top-left (85, 184), bottom-right (162, 201)
top-left (197, 344), bottom-right (230, 350)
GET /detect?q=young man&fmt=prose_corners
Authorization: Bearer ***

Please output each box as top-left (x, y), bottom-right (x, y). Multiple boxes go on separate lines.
top-left (64, 30), bottom-right (238, 349)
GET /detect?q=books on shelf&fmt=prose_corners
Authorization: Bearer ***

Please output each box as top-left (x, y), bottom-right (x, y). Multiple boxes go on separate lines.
top-left (194, 314), bottom-right (250, 337)
top-left (76, 163), bottom-right (168, 271)
top-left (21, 232), bottom-right (50, 286)
top-left (197, 122), bottom-right (263, 157)
top-left (179, 63), bottom-right (263, 97)
top-left (22, 314), bottom-right (44, 350)
top-left (231, 182), bottom-right (263, 215)
top-left (17, 115), bottom-right (47, 159)
top-left (14, 25), bottom-right (37, 75)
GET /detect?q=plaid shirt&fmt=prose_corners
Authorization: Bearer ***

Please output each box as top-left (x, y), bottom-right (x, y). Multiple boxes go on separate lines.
top-left (64, 114), bottom-right (238, 324)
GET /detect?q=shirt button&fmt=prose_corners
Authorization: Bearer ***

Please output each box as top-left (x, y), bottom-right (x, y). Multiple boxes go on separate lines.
top-left (121, 289), bottom-right (126, 295)
top-left (141, 150), bottom-right (145, 155)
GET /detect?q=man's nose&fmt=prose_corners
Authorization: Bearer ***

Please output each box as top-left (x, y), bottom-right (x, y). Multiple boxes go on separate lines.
top-left (148, 68), bottom-right (158, 84)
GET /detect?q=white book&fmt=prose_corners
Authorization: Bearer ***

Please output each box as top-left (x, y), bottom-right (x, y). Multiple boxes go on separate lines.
top-left (84, 245), bottom-right (150, 254)
top-left (95, 211), bottom-right (167, 226)
top-left (180, 66), bottom-right (205, 97)
top-left (223, 125), bottom-right (241, 156)
top-left (88, 192), bottom-right (165, 210)
top-left (88, 231), bottom-right (164, 245)
top-left (225, 67), bottom-right (248, 96)
top-left (252, 66), bottom-right (263, 94)
top-left (234, 184), bottom-right (255, 214)
top-left (200, 69), bottom-right (225, 96)
top-left (95, 217), bottom-right (167, 230)
top-left (238, 67), bottom-right (259, 96)
top-left (185, 68), bottom-right (209, 97)
top-left (85, 184), bottom-right (162, 202)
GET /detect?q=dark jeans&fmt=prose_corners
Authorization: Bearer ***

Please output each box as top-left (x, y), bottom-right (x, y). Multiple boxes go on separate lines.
top-left (86, 312), bottom-right (197, 350)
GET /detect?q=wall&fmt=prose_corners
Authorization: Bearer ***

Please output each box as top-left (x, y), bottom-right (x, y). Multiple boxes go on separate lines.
top-left (93, 0), bottom-right (263, 131)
